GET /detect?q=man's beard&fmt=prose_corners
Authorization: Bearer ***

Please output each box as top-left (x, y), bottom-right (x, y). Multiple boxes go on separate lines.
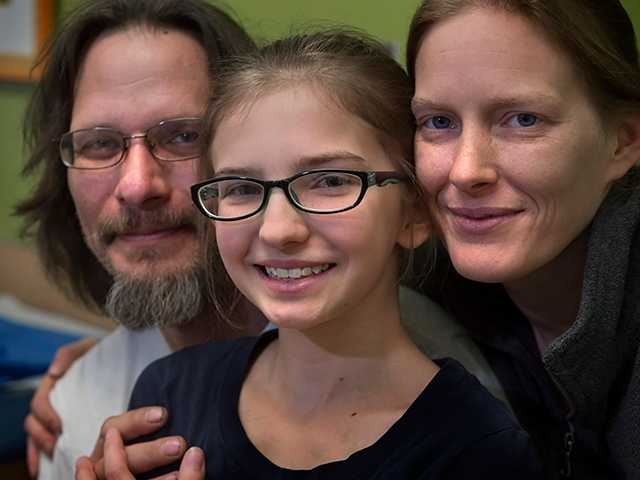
top-left (105, 266), bottom-right (206, 330)
top-left (86, 206), bottom-right (206, 329)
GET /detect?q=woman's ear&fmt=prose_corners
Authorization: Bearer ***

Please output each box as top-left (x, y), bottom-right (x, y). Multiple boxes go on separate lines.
top-left (607, 112), bottom-right (640, 182)
top-left (397, 199), bottom-right (431, 250)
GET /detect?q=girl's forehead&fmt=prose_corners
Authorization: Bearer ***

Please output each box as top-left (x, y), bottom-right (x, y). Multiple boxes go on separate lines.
top-left (211, 86), bottom-right (397, 174)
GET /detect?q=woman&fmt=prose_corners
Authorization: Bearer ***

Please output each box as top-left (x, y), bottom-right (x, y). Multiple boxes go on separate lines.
top-left (407, 1), bottom-right (640, 478)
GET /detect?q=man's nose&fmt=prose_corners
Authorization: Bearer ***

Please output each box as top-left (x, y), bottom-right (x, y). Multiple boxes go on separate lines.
top-left (113, 138), bottom-right (172, 209)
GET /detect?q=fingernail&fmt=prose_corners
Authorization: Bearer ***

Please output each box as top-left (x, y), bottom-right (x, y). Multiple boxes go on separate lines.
top-left (162, 439), bottom-right (182, 456)
top-left (48, 365), bottom-right (62, 377)
top-left (145, 407), bottom-right (165, 423)
top-left (185, 447), bottom-right (204, 471)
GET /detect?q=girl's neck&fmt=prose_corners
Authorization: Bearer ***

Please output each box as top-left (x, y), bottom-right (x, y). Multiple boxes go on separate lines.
top-left (246, 286), bottom-right (435, 416)
top-left (504, 233), bottom-right (588, 353)
top-left (238, 287), bottom-right (438, 470)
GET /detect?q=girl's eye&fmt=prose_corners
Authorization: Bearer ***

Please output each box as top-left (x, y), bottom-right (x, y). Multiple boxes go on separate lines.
top-left (314, 175), bottom-right (353, 188)
top-left (506, 113), bottom-right (539, 128)
top-left (424, 115), bottom-right (454, 129)
top-left (222, 182), bottom-right (261, 198)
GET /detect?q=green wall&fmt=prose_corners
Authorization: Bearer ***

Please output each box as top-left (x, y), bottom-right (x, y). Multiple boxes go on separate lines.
top-left (1, 0), bottom-right (639, 242)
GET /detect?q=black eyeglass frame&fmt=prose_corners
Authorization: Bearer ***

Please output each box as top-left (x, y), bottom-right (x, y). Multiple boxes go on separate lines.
top-left (57, 116), bottom-right (204, 170)
top-left (190, 169), bottom-right (408, 221)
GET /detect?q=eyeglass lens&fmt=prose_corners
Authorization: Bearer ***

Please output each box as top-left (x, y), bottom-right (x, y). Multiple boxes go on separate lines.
top-left (60, 119), bottom-right (203, 169)
top-left (199, 171), bottom-right (364, 219)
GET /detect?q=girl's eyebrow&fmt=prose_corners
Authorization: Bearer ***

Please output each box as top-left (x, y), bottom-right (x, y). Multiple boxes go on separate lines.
top-left (294, 151), bottom-right (366, 170)
top-left (214, 151), bottom-right (366, 177)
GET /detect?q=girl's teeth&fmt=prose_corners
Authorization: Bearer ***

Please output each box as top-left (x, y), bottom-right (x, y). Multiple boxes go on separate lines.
top-left (265, 264), bottom-right (330, 279)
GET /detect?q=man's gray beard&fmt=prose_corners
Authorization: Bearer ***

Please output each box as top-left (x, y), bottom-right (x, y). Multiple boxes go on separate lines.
top-left (105, 267), bottom-right (205, 330)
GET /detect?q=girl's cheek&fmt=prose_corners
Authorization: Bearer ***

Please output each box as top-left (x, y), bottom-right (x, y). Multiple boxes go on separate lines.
top-left (216, 224), bottom-right (253, 265)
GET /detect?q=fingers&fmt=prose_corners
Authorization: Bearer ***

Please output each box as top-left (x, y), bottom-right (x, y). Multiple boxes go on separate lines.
top-left (29, 374), bottom-right (62, 438)
top-left (26, 436), bottom-right (40, 479)
top-left (151, 473), bottom-right (180, 480)
top-left (48, 337), bottom-right (97, 378)
top-left (75, 456), bottom-right (97, 480)
top-left (90, 407), bottom-right (169, 462)
top-left (101, 428), bottom-right (135, 480)
top-left (24, 413), bottom-right (57, 458)
top-left (178, 447), bottom-right (205, 480)
top-left (94, 436), bottom-right (186, 478)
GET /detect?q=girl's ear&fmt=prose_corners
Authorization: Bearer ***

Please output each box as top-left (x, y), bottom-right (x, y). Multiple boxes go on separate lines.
top-left (606, 112), bottom-right (640, 182)
top-left (397, 200), bottom-right (431, 250)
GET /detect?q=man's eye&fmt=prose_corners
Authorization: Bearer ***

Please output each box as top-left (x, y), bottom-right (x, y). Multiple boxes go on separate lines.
top-left (79, 137), bottom-right (120, 153)
top-left (169, 131), bottom-right (200, 144)
top-left (424, 116), bottom-right (454, 129)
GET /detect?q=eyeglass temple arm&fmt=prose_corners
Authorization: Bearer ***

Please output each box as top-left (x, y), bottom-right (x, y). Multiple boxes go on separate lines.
top-left (367, 171), bottom-right (408, 187)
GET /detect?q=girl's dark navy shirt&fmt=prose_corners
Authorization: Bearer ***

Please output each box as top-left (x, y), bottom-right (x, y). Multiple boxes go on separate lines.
top-left (129, 330), bottom-right (543, 479)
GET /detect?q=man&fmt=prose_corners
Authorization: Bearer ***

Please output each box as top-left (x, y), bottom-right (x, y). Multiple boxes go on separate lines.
top-left (19, 1), bottom-right (507, 478)
top-left (16, 1), bottom-right (259, 478)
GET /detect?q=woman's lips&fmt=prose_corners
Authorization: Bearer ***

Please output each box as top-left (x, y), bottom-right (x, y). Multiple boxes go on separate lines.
top-left (446, 206), bottom-right (524, 235)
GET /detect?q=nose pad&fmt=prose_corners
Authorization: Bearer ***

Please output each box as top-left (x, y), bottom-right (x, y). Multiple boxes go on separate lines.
top-left (289, 188), bottom-right (301, 205)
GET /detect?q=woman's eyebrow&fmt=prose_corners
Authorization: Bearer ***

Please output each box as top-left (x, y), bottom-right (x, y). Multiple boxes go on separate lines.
top-left (412, 92), bottom-right (561, 115)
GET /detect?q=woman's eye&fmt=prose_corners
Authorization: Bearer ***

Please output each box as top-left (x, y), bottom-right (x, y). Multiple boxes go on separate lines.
top-left (506, 113), bottom-right (539, 128)
top-left (424, 116), bottom-right (454, 129)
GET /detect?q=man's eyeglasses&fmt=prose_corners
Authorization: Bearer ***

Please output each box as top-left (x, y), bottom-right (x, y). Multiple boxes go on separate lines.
top-left (190, 169), bottom-right (407, 221)
top-left (58, 117), bottom-right (204, 170)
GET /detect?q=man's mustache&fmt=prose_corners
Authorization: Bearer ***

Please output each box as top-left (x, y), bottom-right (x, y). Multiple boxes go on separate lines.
top-left (97, 207), bottom-right (199, 245)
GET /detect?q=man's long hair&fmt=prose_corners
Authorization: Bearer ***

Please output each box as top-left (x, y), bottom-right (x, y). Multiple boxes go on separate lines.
top-left (15, 0), bottom-right (255, 313)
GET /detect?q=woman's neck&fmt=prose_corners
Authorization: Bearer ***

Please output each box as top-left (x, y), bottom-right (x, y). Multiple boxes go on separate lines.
top-left (504, 233), bottom-right (588, 354)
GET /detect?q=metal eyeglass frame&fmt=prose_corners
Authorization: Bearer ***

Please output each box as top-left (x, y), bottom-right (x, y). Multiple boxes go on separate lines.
top-left (190, 169), bottom-right (407, 221)
top-left (58, 117), bottom-right (204, 170)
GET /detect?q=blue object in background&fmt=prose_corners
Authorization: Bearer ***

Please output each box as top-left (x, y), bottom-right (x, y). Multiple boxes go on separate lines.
top-left (0, 314), bottom-right (82, 459)
top-left (0, 381), bottom-right (36, 459)
top-left (0, 314), bottom-right (82, 385)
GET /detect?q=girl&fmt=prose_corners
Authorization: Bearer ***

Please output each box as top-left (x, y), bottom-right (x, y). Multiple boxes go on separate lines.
top-left (127, 30), bottom-right (541, 478)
